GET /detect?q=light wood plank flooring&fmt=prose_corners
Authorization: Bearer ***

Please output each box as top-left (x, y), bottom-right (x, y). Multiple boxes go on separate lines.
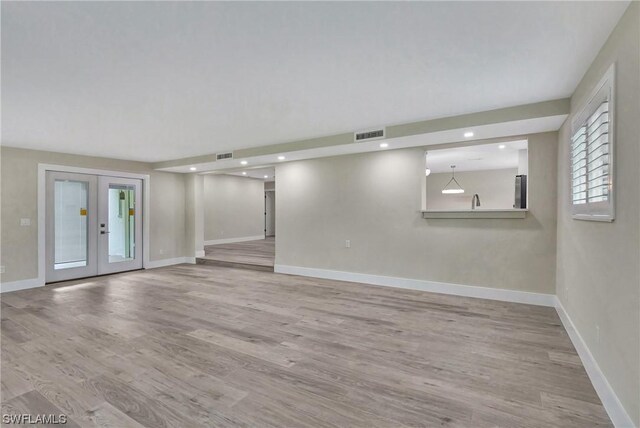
top-left (1, 264), bottom-right (611, 427)
top-left (199, 238), bottom-right (275, 270)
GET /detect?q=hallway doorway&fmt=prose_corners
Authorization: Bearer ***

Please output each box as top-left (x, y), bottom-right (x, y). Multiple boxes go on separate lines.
top-left (265, 190), bottom-right (275, 238)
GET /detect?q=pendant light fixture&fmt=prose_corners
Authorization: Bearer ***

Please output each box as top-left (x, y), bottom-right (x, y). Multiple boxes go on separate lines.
top-left (442, 165), bottom-right (464, 194)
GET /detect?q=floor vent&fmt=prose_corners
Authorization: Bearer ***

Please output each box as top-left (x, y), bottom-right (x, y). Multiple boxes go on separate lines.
top-left (354, 128), bottom-right (385, 142)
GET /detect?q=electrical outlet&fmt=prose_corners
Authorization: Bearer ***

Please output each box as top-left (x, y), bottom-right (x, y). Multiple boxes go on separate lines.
top-left (345, 240), bottom-right (351, 248)
top-left (159, 249), bottom-right (165, 255)
top-left (20, 218), bottom-right (31, 226)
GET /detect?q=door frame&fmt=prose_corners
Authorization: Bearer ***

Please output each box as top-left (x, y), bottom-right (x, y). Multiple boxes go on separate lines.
top-left (38, 164), bottom-right (150, 286)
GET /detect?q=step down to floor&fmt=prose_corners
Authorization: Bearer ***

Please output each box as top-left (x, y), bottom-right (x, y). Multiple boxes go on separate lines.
top-left (196, 257), bottom-right (274, 272)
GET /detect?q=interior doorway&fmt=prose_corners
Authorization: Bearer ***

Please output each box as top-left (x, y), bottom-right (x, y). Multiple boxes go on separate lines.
top-left (198, 169), bottom-right (275, 271)
top-left (265, 190), bottom-right (275, 237)
top-left (45, 171), bottom-right (143, 283)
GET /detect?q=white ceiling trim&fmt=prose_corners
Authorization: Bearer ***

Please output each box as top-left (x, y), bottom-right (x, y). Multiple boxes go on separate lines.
top-left (157, 114), bottom-right (566, 173)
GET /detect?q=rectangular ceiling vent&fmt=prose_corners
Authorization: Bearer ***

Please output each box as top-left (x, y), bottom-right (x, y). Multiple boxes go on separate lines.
top-left (354, 128), bottom-right (385, 142)
top-left (216, 152), bottom-right (234, 161)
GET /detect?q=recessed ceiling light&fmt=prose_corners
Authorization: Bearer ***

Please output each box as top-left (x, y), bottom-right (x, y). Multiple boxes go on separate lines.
top-left (240, 160), bottom-right (248, 165)
top-left (278, 155), bottom-right (286, 160)
top-left (464, 131), bottom-right (474, 138)
top-left (242, 172), bottom-right (247, 175)
top-left (379, 143), bottom-right (389, 148)
top-left (264, 175), bottom-right (269, 179)
top-left (498, 144), bottom-right (506, 149)
top-left (189, 167), bottom-right (197, 171)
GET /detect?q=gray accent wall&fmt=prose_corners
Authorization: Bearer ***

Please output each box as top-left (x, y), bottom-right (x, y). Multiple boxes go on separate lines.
top-left (556, 2), bottom-right (639, 425)
top-left (276, 131), bottom-right (558, 294)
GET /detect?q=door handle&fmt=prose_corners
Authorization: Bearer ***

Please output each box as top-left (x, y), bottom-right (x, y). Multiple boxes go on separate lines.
top-left (100, 231), bottom-right (111, 235)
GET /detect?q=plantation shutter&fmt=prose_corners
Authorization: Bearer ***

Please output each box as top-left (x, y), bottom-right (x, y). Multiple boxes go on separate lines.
top-left (570, 64), bottom-right (614, 221)
top-left (585, 101), bottom-right (609, 203)
top-left (571, 125), bottom-right (587, 205)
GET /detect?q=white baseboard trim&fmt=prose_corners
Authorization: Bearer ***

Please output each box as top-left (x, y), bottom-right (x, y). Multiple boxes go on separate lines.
top-left (1, 277), bottom-right (45, 293)
top-left (1, 258), bottom-right (198, 293)
top-left (146, 257), bottom-right (196, 269)
top-left (204, 235), bottom-right (265, 246)
top-left (274, 264), bottom-right (555, 307)
top-left (554, 298), bottom-right (635, 428)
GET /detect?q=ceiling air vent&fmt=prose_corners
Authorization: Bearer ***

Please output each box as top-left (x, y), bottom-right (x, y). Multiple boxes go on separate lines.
top-left (216, 152), bottom-right (234, 161)
top-left (354, 128), bottom-right (385, 142)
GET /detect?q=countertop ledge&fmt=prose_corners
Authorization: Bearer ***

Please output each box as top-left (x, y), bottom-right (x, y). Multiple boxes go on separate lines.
top-left (422, 209), bottom-right (528, 219)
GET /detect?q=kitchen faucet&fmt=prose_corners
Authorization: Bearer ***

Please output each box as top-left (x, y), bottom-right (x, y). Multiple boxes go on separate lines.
top-left (471, 194), bottom-right (481, 209)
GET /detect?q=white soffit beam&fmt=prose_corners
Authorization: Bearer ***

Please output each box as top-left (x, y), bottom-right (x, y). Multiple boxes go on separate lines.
top-left (156, 114), bottom-right (566, 173)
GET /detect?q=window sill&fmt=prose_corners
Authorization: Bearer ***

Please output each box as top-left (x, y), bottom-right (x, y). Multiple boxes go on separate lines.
top-left (572, 214), bottom-right (614, 222)
top-left (421, 209), bottom-right (528, 219)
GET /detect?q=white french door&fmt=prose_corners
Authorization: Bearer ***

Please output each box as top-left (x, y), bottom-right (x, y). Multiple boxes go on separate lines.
top-left (46, 172), bottom-right (98, 282)
top-left (97, 176), bottom-right (142, 275)
top-left (45, 172), bottom-right (143, 283)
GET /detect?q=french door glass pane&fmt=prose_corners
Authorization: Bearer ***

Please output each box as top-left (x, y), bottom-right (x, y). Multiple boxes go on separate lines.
top-left (108, 185), bottom-right (135, 263)
top-left (54, 180), bottom-right (88, 269)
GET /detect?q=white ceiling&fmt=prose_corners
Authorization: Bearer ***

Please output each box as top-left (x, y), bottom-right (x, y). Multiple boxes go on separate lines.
top-left (427, 140), bottom-right (527, 174)
top-left (1, 2), bottom-right (629, 162)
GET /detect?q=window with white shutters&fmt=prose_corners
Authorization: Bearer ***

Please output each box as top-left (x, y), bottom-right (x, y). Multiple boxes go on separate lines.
top-left (570, 64), bottom-right (615, 222)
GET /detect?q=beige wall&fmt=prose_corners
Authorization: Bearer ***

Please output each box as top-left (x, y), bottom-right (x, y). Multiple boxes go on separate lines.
top-left (426, 168), bottom-right (518, 210)
top-left (0, 146), bottom-right (188, 283)
top-left (276, 131), bottom-right (557, 294)
top-left (184, 174), bottom-right (204, 257)
top-left (203, 175), bottom-right (264, 242)
top-left (556, 3), bottom-right (639, 425)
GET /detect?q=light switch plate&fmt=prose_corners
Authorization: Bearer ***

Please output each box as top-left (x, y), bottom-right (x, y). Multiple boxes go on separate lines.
top-left (20, 218), bottom-right (31, 226)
